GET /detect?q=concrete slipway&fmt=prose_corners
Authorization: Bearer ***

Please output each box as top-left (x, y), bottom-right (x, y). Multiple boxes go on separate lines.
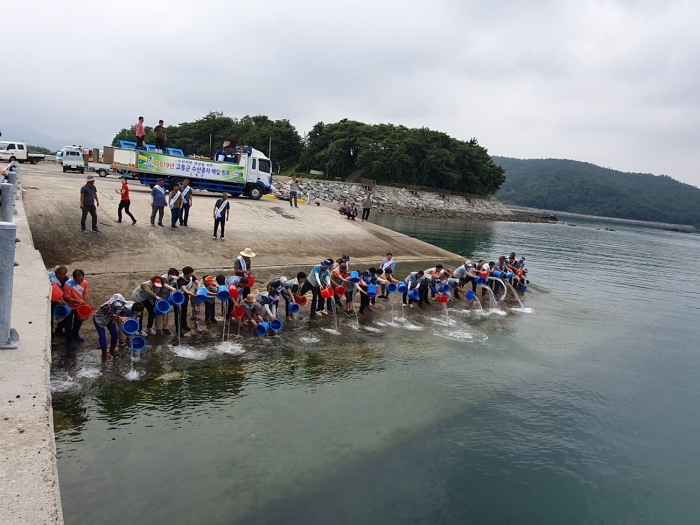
top-left (1, 163), bottom-right (465, 523)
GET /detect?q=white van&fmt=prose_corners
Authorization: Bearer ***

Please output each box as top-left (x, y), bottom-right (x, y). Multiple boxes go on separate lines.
top-left (62, 148), bottom-right (85, 173)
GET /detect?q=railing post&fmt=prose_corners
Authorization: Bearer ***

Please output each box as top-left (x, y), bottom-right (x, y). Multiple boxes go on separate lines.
top-left (0, 182), bottom-right (14, 223)
top-left (0, 221), bottom-right (19, 349)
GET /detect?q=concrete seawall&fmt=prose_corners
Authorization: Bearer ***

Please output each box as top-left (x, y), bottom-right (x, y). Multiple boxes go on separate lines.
top-left (0, 193), bottom-right (63, 523)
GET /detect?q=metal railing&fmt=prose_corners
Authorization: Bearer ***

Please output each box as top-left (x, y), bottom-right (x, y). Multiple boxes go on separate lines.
top-left (1, 162), bottom-right (20, 349)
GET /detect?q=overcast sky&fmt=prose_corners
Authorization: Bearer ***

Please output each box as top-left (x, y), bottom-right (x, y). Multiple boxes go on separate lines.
top-left (4, 0), bottom-right (699, 186)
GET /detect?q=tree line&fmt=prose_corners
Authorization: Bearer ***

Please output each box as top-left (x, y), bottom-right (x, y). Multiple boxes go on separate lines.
top-left (494, 157), bottom-right (700, 228)
top-left (112, 112), bottom-right (505, 196)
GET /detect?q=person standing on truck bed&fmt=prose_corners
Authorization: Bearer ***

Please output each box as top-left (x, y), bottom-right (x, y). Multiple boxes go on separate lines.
top-left (179, 178), bottom-right (193, 226)
top-left (153, 120), bottom-right (167, 152)
top-left (150, 178), bottom-right (166, 227)
top-left (135, 116), bottom-right (146, 149)
top-left (80, 175), bottom-right (100, 234)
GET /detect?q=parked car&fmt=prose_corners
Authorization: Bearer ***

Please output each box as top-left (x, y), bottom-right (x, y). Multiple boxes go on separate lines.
top-left (62, 148), bottom-right (85, 173)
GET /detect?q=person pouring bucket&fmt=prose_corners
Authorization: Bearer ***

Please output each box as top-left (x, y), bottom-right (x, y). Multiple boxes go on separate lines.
top-left (235, 249), bottom-right (256, 298)
top-left (299, 258), bottom-right (334, 320)
top-left (93, 294), bottom-right (144, 360)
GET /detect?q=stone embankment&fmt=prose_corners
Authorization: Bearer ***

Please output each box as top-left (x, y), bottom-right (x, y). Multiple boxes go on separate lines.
top-left (274, 179), bottom-right (550, 223)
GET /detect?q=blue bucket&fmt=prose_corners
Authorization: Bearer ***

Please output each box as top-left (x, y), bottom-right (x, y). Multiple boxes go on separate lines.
top-left (409, 289), bottom-right (419, 300)
top-left (349, 271), bottom-right (360, 283)
top-left (217, 285), bottom-right (230, 301)
top-left (169, 291), bottom-right (185, 306)
top-left (290, 303), bottom-right (300, 314)
top-left (506, 272), bottom-right (513, 279)
top-left (131, 336), bottom-right (146, 352)
top-left (255, 322), bottom-right (270, 336)
top-left (466, 290), bottom-right (476, 301)
top-left (475, 276), bottom-right (484, 285)
top-left (368, 284), bottom-right (377, 296)
top-left (521, 285), bottom-right (527, 292)
top-left (195, 287), bottom-right (208, 303)
top-left (270, 319), bottom-right (283, 332)
top-left (155, 300), bottom-right (171, 315)
top-left (387, 283), bottom-right (397, 294)
top-left (398, 283), bottom-right (408, 294)
top-left (122, 318), bottom-right (140, 336)
top-left (493, 270), bottom-right (502, 278)
top-left (440, 284), bottom-right (450, 293)
top-left (53, 304), bottom-right (71, 320)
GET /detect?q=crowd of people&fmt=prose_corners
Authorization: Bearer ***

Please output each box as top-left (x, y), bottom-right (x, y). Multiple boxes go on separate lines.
top-left (48, 248), bottom-right (529, 361)
top-left (79, 175), bottom-right (233, 240)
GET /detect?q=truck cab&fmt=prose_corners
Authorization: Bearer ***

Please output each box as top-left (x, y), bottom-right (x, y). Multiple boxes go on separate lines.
top-left (0, 141), bottom-right (46, 164)
top-left (62, 148), bottom-right (85, 173)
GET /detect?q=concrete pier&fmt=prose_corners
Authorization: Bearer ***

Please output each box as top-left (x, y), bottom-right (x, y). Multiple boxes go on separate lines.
top-left (0, 194), bottom-right (63, 524)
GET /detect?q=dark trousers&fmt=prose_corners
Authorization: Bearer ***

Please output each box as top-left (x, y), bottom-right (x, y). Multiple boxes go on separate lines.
top-left (300, 281), bottom-right (322, 315)
top-left (156, 138), bottom-right (165, 151)
top-left (81, 205), bottom-right (97, 230)
top-left (174, 296), bottom-right (192, 334)
top-left (180, 202), bottom-right (190, 225)
top-left (360, 292), bottom-right (370, 312)
top-left (362, 208), bottom-right (371, 221)
top-left (58, 311), bottom-right (81, 343)
top-left (214, 218), bottom-right (226, 237)
top-left (136, 136), bottom-right (145, 149)
top-left (151, 206), bottom-right (164, 225)
top-left (117, 200), bottom-right (136, 222)
top-left (143, 299), bottom-right (155, 329)
top-left (170, 207), bottom-right (181, 228)
top-left (419, 281), bottom-right (429, 305)
top-left (205, 301), bottom-right (215, 321)
top-left (289, 191), bottom-right (298, 207)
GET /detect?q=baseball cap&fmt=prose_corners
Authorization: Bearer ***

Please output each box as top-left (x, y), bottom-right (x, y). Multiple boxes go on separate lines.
top-left (152, 278), bottom-right (163, 288)
top-left (499, 255), bottom-right (506, 260)
top-left (320, 259), bottom-right (333, 268)
top-left (466, 261), bottom-right (473, 266)
top-left (157, 178), bottom-right (164, 182)
top-left (510, 252), bottom-right (516, 257)
top-left (342, 254), bottom-right (350, 260)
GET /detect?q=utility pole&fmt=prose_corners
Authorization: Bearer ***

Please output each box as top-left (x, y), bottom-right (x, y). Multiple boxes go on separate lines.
top-left (209, 134), bottom-right (212, 158)
top-left (268, 137), bottom-right (271, 159)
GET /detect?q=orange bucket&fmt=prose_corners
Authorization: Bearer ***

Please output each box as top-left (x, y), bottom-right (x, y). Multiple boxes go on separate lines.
top-left (76, 305), bottom-right (93, 321)
top-left (51, 283), bottom-right (63, 301)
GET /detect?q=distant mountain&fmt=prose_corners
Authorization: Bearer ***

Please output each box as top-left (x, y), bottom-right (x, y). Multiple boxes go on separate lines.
top-left (493, 157), bottom-right (700, 228)
top-left (0, 123), bottom-right (97, 152)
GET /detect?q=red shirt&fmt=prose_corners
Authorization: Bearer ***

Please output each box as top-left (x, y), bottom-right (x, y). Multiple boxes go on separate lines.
top-left (121, 183), bottom-right (130, 201)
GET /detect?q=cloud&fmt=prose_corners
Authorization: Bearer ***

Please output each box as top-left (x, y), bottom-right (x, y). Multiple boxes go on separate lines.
top-left (4, 0), bottom-right (700, 185)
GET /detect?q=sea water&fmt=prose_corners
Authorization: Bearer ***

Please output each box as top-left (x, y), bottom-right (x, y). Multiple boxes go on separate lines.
top-left (53, 217), bottom-right (700, 524)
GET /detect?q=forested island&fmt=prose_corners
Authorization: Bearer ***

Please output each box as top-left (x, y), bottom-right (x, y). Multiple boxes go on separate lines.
top-left (493, 157), bottom-right (700, 228)
top-left (112, 112), bottom-right (505, 196)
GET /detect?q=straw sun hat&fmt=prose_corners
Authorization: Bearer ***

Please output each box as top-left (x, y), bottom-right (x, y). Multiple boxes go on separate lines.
top-left (240, 248), bottom-right (256, 258)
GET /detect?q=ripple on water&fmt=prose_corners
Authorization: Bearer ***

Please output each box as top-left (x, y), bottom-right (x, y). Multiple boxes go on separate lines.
top-left (215, 341), bottom-right (245, 355)
top-left (510, 307), bottom-right (534, 314)
top-left (321, 328), bottom-right (342, 335)
top-left (363, 326), bottom-right (385, 333)
top-left (300, 336), bottom-right (320, 344)
top-left (74, 368), bottom-right (102, 379)
top-left (169, 345), bottom-right (209, 360)
top-left (433, 328), bottom-right (488, 343)
top-left (51, 377), bottom-right (77, 393)
top-left (428, 316), bottom-right (458, 327)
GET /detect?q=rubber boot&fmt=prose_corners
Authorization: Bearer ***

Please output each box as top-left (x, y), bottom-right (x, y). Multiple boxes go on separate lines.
top-left (109, 343), bottom-right (119, 357)
top-left (101, 347), bottom-right (111, 361)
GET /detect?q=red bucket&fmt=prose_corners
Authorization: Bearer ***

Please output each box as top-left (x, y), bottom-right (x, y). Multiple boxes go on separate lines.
top-left (437, 294), bottom-right (448, 304)
top-left (228, 286), bottom-right (239, 299)
top-left (246, 276), bottom-right (255, 288)
top-left (321, 287), bottom-right (333, 299)
top-left (335, 286), bottom-right (345, 297)
top-left (76, 305), bottom-right (93, 321)
top-left (232, 306), bottom-right (245, 318)
top-left (294, 295), bottom-right (308, 306)
top-left (480, 271), bottom-right (489, 278)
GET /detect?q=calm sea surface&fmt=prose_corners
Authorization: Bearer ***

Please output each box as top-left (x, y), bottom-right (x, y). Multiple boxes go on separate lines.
top-left (53, 216), bottom-right (700, 524)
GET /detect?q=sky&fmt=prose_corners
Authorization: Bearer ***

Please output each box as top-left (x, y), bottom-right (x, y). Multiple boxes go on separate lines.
top-left (3, 0), bottom-right (699, 186)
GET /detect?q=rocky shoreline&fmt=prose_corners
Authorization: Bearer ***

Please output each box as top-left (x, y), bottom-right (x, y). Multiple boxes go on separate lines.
top-left (274, 178), bottom-right (554, 223)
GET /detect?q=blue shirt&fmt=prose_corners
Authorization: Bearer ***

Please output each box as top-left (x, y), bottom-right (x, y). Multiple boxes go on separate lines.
top-left (151, 185), bottom-right (167, 207)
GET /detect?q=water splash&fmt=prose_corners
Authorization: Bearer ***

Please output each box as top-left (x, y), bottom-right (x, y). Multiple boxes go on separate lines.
top-left (170, 345), bottom-right (209, 360)
top-left (215, 341), bottom-right (245, 355)
top-left (50, 376), bottom-right (77, 393)
top-left (433, 328), bottom-right (488, 343)
top-left (363, 326), bottom-right (385, 333)
top-left (503, 281), bottom-right (527, 309)
top-left (300, 336), bottom-right (320, 344)
top-left (510, 307), bottom-right (534, 314)
top-left (124, 369), bottom-right (144, 381)
top-left (74, 368), bottom-right (102, 379)
top-left (321, 328), bottom-right (342, 336)
top-left (490, 277), bottom-right (509, 301)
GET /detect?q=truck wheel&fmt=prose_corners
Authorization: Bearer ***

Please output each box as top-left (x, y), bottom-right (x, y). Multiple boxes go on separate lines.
top-left (170, 177), bottom-right (185, 191)
top-left (29, 158), bottom-right (37, 164)
top-left (9, 156), bottom-right (16, 163)
top-left (248, 185), bottom-right (264, 200)
top-left (79, 167), bottom-right (85, 174)
top-left (98, 169), bottom-right (108, 177)
top-left (62, 166), bottom-right (67, 173)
